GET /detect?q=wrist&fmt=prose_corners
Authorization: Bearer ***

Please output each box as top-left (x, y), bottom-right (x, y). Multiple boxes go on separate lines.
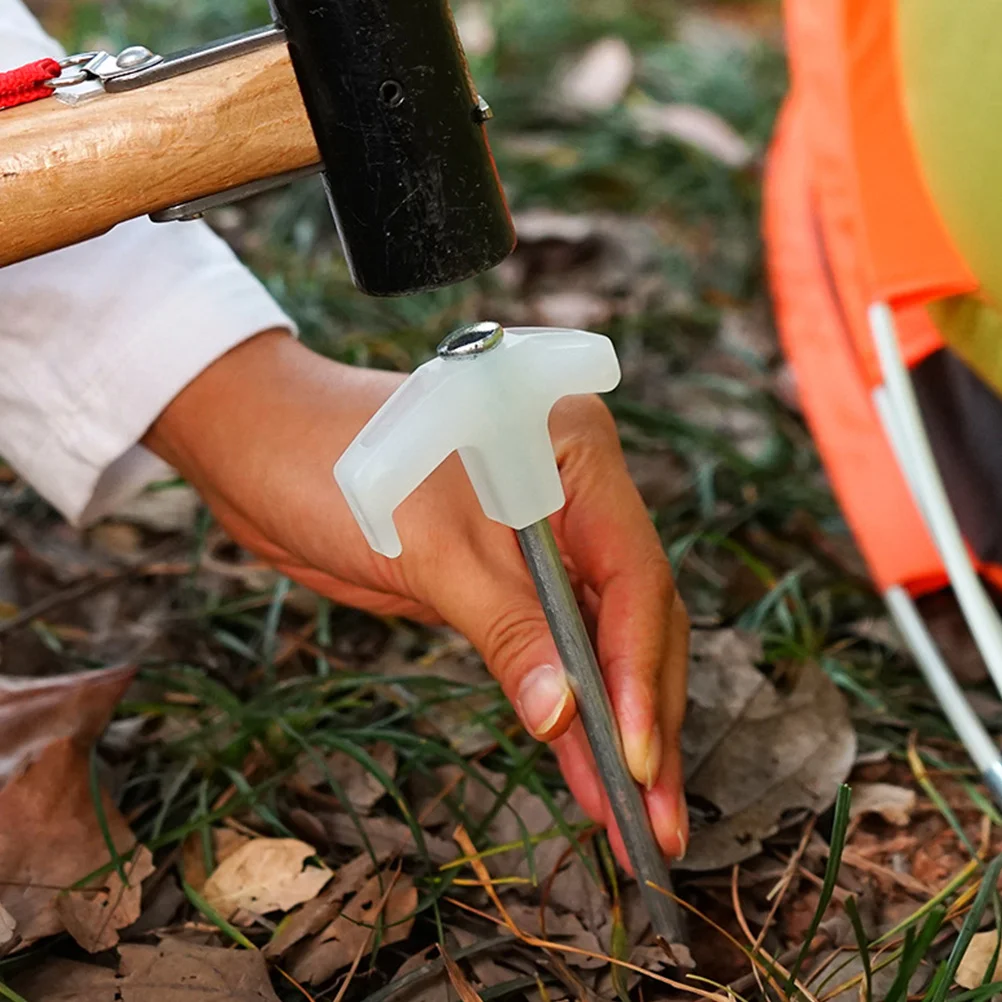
top-left (143, 329), bottom-right (405, 520)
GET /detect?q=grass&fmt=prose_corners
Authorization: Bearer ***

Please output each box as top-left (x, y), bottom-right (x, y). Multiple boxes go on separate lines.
top-left (8, 0), bottom-right (1002, 998)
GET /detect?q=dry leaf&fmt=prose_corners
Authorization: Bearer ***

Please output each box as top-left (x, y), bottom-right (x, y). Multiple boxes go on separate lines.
top-left (629, 102), bottom-right (755, 168)
top-left (394, 946), bottom-right (451, 1002)
top-left (441, 945), bottom-right (485, 1002)
top-left (679, 630), bottom-right (856, 871)
top-left (55, 845), bottom-right (155, 953)
top-left (483, 787), bottom-right (609, 928)
top-left (114, 484), bottom-right (201, 533)
top-left (90, 523), bottom-right (144, 559)
top-left (10, 938), bottom-right (282, 1001)
top-left (264, 851), bottom-right (385, 959)
top-left (957, 930), bottom-right (1002, 989)
top-left (0, 903), bottom-right (15, 947)
top-left (181, 828), bottom-right (252, 892)
top-left (504, 902), bottom-right (605, 970)
top-left (452, 929), bottom-right (516, 991)
top-left (0, 665), bottom-right (138, 948)
top-left (295, 741), bottom-right (397, 813)
top-left (530, 291), bottom-right (613, 331)
top-left (850, 783), bottom-right (917, 827)
top-left (378, 640), bottom-right (498, 756)
top-left (559, 37), bottom-right (634, 112)
top-left (202, 838), bottom-right (332, 921)
top-left (0, 664), bottom-right (135, 785)
top-left (319, 811), bottom-right (455, 864)
top-left (290, 872), bottom-right (417, 984)
top-left (454, 1), bottom-right (495, 56)
top-left (127, 872), bottom-right (186, 936)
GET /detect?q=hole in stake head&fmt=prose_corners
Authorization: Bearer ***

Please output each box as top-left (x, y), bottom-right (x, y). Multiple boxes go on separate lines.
top-left (379, 80), bottom-right (406, 108)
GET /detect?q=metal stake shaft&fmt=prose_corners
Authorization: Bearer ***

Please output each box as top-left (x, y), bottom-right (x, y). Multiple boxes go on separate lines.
top-left (517, 519), bottom-right (685, 949)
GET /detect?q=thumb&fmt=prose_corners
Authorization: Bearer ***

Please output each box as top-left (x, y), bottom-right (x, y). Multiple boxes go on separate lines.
top-left (448, 574), bottom-right (578, 742)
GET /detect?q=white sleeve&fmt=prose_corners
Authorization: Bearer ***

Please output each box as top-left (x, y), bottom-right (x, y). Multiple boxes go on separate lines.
top-left (0, 0), bottom-right (297, 525)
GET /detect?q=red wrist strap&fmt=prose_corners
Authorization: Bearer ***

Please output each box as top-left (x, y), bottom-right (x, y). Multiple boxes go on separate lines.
top-left (0, 58), bottom-right (61, 111)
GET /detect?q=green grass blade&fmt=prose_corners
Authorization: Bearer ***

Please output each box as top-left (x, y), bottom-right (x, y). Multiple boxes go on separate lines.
top-left (315, 597), bottom-right (333, 678)
top-left (953, 981), bottom-right (1002, 1002)
top-left (928, 854), bottom-right (1002, 1002)
top-left (88, 745), bottom-right (127, 883)
top-left (261, 575), bottom-right (291, 676)
top-left (785, 784), bottom-right (851, 996)
top-left (924, 962), bottom-right (950, 1002)
top-left (183, 881), bottom-right (256, 949)
top-left (885, 907), bottom-right (946, 1002)
top-left (845, 896), bottom-right (872, 1002)
top-left (0, 982), bottom-right (28, 1002)
top-left (150, 755), bottom-right (197, 840)
top-left (876, 865), bottom-right (975, 945)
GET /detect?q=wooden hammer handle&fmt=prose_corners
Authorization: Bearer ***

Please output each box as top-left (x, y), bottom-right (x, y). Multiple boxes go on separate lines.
top-left (0, 44), bottom-right (320, 267)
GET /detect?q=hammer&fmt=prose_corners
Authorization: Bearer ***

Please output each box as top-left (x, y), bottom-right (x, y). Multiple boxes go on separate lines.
top-left (0, 0), bottom-right (516, 296)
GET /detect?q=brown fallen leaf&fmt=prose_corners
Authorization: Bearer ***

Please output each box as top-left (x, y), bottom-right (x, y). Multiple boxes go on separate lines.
top-left (263, 851), bottom-right (386, 959)
top-left (55, 844), bottom-right (156, 953)
top-left (849, 783), bottom-right (917, 827)
top-left (679, 630), bottom-right (856, 871)
top-left (127, 872), bottom-right (186, 936)
top-left (452, 929), bottom-right (518, 992)
top-left (559, 37), bottom-right (634, 112)
top-left (89, 522), bottom-right (144, 560)
top-left (378, 638), bottom-right (499, 756)
top-left (10, 937), bottom-right (282, 1001)
top-left (114, 484), bottom-right (201, 533)
top-left (0, 902), bottom-right (15, 949)
top-left (0, 664), bottom-right (135, 785)
top-left (629, 102), bottom-right (756, 168)
top-left (0, 664), bottom-right (138, 948)
top-left (957, 930), bottom-right (1002, 989)
top-left (202, 838), bottom-right (332, 922)
top-left (289, 871), bottom-right (417, 984)
top-left (393, 946), bottom-right (450, 1002)
top-left (319, 811), bottom-right (455, 864)
top-left (295, 741), bottom-right (397, 813)
top-left (503, 902), bottom-right (605, 971)
top-left (441, 944), bottom-right (485, 1002)
top-left (453, 1), bottom-right (495, 56)
top-left (181, 828), bottom-right (252, 892)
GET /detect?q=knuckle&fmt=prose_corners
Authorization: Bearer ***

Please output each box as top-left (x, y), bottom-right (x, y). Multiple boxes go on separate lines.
top-left (553, 395), bottom-right (619, 454)
top-left (482, 600), bottom-right (546, 687)
top-left (641, 550), bottom-right (676, 607)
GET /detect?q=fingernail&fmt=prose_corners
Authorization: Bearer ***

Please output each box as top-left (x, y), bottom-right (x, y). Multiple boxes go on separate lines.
top-left (675, 826), bottom-right (688, 861)
top-left (516, 664), bottom-right (572, 739)
top-left (644, 722), bottom-right (663, 791)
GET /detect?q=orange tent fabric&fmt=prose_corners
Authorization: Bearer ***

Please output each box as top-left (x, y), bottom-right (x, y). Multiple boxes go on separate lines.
top-left (764, 96), bottom-right (944, 594)
top-left (782, 0), bottom-right (976, 387)
top-left (843, 0), bottom-right (977, 310)
top-left (765, 0), bottom-right (982, 595)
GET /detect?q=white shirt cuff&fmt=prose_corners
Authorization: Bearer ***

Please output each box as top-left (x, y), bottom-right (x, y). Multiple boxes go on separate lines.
top-left (0, 219), bottom-right (296, 525)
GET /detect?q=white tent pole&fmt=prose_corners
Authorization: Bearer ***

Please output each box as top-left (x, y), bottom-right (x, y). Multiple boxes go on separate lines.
top-left (885, 586), bottom-right (1002, 801)
top-left (869, 302), bottom-right (1002, 699)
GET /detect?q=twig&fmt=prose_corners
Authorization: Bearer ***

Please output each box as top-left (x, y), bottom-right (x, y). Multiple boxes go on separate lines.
top-left (0, 572), bottom-right (126, 636)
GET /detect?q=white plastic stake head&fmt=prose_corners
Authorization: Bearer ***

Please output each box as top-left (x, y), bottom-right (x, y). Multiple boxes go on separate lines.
top-left (334, 324), bottom-right (622, 558)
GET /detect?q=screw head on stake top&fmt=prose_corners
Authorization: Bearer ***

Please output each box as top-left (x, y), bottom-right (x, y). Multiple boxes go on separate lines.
top-left (438, 322), bottom-right (505, 359)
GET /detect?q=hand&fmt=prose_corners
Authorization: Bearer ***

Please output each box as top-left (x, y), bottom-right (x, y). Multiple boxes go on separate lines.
top-left (145, 331), bottom-right (689, 868)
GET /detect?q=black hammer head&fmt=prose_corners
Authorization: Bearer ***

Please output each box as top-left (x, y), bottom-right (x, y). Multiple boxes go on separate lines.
top-left (270, 0), bottom-right (517, 297)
